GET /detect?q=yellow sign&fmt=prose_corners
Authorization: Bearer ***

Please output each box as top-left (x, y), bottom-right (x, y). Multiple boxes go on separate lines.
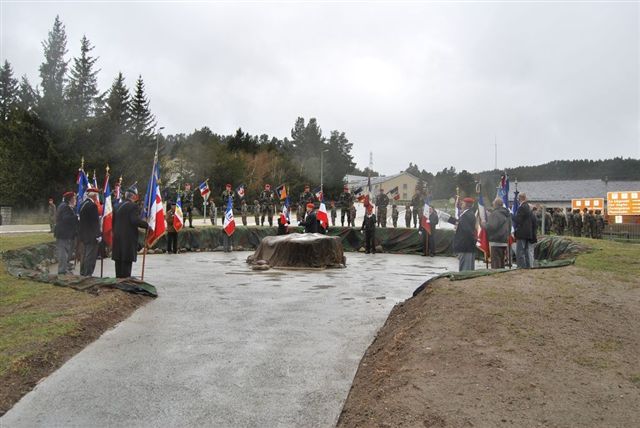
top-left (571, 198), bottom-right (604, 211)
top-left (607, 191), bottom-right (640, 216)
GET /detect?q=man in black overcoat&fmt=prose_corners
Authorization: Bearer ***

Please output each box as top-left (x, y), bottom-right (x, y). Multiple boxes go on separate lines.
top-left (55, 192), bottom-right (78, 275)
top-left (79, 188), bottom-right (101, 276)
top-left (453, 197), bottom-right (477, 271)
top-left (361, 205), bottom-right (377, 254)
top-left (112, 186), bottom-right (149, 278)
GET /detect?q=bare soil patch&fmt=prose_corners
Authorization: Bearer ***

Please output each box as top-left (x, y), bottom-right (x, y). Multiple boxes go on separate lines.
top-left (0, 289), bottom-right (151, 415)
top-left (338, 265), bottom-right (640, 427)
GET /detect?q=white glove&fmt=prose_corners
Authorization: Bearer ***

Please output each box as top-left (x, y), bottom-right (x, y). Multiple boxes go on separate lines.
top-left (96, 236), bottom-right (103, 243)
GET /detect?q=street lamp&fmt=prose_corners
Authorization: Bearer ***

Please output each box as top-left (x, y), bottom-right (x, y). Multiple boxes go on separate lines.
top-left (320, 149), bottom-right (329, 193)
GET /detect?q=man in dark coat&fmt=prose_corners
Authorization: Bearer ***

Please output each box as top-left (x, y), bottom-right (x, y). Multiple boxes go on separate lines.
top-left (112, 186), bottom-right (149, 278)
top-left (453, 197), bottom-right (477, 271)
top-left (79, 188), bottom-right (102, 276)
top-left (427, 206), bottom-right (439, 256)
top-left (361, 205), bottom-right (377, 254)
top-left (514, 193), bottom-right (534, 268)
top-left (300, 203), bottom-right (319, 233)
top-left (55, 192), bottom-right (78, 275)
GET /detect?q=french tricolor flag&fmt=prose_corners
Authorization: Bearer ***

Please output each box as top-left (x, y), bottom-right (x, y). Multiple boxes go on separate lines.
top-left (102, 173), bottom-right (113, 247)
top-left (145, 158), bottom-right (166, 246)
top-left (223, 196), bottom-right (236, 236)
top-left (174, 196), bottom-right (184, 232)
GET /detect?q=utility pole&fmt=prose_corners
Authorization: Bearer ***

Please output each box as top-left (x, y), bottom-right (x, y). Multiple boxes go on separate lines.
top-left (494, 136), bottom-right (497, 171)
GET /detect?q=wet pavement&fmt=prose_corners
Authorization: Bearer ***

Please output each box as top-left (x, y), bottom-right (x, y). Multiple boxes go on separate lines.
top-left (2, 251), bottom-right (460, 428)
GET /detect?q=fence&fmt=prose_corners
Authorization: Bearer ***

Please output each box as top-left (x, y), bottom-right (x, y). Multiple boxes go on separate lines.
top-left (603, 223), bottom-right (640, 242)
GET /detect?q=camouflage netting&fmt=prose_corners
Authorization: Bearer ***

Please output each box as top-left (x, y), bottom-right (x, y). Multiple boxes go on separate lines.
top-left (412, 235), bottom-right (591, 296)
top-left (143, 225), bottom-right (455, 255)
top-left (247, 233), bottom-right (345, 269)
top-left (1, 242), bottom-right (157, 297)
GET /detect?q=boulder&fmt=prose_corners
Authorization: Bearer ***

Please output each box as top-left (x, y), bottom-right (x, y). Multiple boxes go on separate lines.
top-left (248, 233), bottom-right (346, 269)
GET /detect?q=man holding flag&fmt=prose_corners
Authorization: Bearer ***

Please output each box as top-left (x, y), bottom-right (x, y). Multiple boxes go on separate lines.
top-left (112, 185), bottom-right (148, 278)
top-left (223, 195), bottom-right (236, 252)
top-left (278, 196), bottom-right (290, 235)
top-left (453, 197), bottom-right (477, 271)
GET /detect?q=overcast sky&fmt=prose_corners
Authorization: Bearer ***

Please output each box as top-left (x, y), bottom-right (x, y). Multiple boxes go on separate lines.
top-left (1, 1), bottom-right (638, 175)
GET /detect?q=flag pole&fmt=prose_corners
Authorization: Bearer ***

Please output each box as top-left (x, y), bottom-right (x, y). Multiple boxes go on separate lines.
top-left (141, 144), bottom-right (159, 281)
top-left (476, 181), bottom-right (489, 269)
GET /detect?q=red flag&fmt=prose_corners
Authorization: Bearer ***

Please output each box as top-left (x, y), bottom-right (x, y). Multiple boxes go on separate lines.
top-left (173, 197), bottom-right (184, 232)
top-left (420, 201), bottom-right (431, 234)
top-left (475, 194), bottom-right (490, 257)
top-left (102, 175), bottom-right (113, 247)
top-left (317, 201), bottom-right (329, 229)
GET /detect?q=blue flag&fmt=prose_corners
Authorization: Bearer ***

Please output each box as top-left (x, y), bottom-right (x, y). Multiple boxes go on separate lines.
top-left (76, 169), bottom-right (89, 213)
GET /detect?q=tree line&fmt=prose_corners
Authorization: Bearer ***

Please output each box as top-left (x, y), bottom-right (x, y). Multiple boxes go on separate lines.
top-left (0, 16), bottom-right (357, 209)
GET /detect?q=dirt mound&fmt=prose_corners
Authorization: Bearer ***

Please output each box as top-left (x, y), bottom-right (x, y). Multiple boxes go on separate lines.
top-left (338, 266), bottom-right (640, 427)
top-left (247, 233), bottom-right (346, 269)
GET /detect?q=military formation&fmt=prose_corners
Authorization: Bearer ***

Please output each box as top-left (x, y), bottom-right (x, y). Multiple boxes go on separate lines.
top-left (533, 206), bottom-right (606, 239)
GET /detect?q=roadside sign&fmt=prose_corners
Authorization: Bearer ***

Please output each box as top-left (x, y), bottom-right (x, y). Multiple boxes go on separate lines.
top-left (607, 191), bottom-right (640, 216)
top-left (571, 198), bottom-right (604, 211)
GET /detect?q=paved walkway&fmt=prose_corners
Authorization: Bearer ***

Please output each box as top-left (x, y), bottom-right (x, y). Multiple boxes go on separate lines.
top-left (2, 252), bottom-right (459, 428)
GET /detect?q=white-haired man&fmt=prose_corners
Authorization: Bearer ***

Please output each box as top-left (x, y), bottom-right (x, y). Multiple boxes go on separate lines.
top-left (79, 187), bottom-right (102, 276)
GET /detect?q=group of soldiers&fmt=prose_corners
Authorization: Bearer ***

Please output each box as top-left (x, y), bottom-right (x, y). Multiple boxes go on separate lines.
top-left (539, 206), bottom-right (606, 239)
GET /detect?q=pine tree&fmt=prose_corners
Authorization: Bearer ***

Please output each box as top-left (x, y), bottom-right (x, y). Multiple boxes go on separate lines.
top-left (129, 75), bottom-right (156, 142)
top-left (66, 35), bottom-right (100, 122)
top-left (16, 76), bottom-right (40, 113)
top-left (0, 60), bottom-right (18, 121)
top-left (38, 15), bottom-right (68, 125)
top-left (104, 72), bottom-right (131, 134)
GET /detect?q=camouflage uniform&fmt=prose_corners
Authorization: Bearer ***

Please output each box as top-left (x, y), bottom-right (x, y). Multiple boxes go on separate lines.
top-left (208, 198), bottom-right (217, 225)
top-left (595, 210), bottom-right (605, 239)
top-left (330, 203), bottom-right (337, 226)
top-left (375, 191), bottom-right (390, 227)
top-left (240, 201), bottom-right (248, 226)
top-left (404, 204), bottom-right (412, 228)
top-left (411, 192), bottom-right (423, 228)
top-left (260, 188), bottom-right (275, 226)
top-left (182, 186), bottom-right (195, 228)
top-left (573, 210), bottom-right (582, 237)
top-left (582, 209), bottom-right (592, 238)
top-left (391, 205), bottom-right (399, 228)
top-left (566, 208), bottom-right (574, 236)
top-left (349, 204), bottom-right (357, 227)
top-left (299, 189), bottom-right (314, 221)
top-left (552, 208), bottom-right (566, 235)
top-left (339, 189), bottom-right (353, 226)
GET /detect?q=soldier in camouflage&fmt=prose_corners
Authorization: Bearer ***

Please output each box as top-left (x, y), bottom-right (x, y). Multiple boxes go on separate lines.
top-left (330, 201), bottom-right (337, 226)
top-left (411, 190), bottom-right (424, 228)
top-left (339, 185), bottom-right (353, 226)
top-left (573, 209), bottom-right (582, 237)
top-left (375, 188), bottom-right (390, 227)
top-left (566, 208), bottom-right (574, 236)
top-left (221, 183), bottom-right (235, 206)
top-left (391, 204), bottom-right (399, 228)
top-left (240, 200), bottom-right (248, 226)
top-left (405, 204), bottom-right (412, 228)
top-left (182, 183), bottom-right (195, 228)
top-left (595, 210), bottom-right (605, 239)
top-left (552, 208), bottom-right (566, 235)
top-left (260, 184), bottom-right (275, 226)
top-left (299, 185), bottom-right (314, 222)
top-left (582, 208), bottom-right (592, 238)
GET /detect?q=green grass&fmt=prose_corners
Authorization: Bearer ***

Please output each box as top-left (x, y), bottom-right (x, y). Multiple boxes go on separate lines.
top-left (0, 233), bottom-right (94, 377)
top-left (0, 232), bottom-right (54, 251)
top-left (572, 237), bottom-right (640, 279)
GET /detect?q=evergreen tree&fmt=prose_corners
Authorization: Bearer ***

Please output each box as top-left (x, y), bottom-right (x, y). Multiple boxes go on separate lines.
top-left (66, 35), bottom-right (100, 122)
top-left (0, 60), bottom-right (18, 121)
top-left (16, 76), bottom-right (40, 113)
top-left (104, 72), bottom-right (131, 134)
top-left (290, 117), bottom-right (305, 148)
top-left (129, 75), bottom-right (156, 142)
top-left (38, 15), bottom-right (68, 125)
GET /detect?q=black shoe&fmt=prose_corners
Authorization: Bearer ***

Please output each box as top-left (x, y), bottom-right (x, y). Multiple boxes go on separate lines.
top-left (189, 225), bottom-right (194, 228)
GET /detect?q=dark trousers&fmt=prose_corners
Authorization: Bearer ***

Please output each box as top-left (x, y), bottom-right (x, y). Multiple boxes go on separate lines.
top-left (364, 231), bottom-right (376, 253)
top-left (428, 231), bottom-right (436, 256)
top-left (80, 240), bottom-right (99, 276)
top-left (167, 232), bottom-right (178, 254)
top-left (222, 234), bottom-right (232, 252)
top-left (115, 260), bottom-right (133, 278)
top-left (413, 210), bottom-right (421, 228)
top-left (341, 209), bottom-right (349, 226)
top-left (186, 208), bottom-right (193, 227)
top-left (490, 246), bottom-right (506, 269)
